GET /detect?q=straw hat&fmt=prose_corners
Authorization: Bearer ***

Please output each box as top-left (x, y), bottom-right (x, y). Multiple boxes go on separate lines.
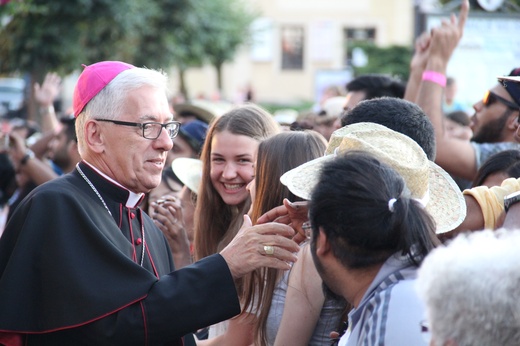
top-left (171, 158), bottom-right (202, 194)
top-left (173, 100), bottom-right (233, 124)
top-left (280, 122), bottom-right (466, 234)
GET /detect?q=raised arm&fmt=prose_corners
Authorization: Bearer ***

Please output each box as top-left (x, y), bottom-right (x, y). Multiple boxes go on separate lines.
top-left (416, 0), bottom-right (477, 180)
top-left (274, 245), bottom-right (326, 346)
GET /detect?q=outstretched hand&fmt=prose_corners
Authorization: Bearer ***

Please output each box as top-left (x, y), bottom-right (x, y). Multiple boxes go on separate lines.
top-left (257, 199), bottom-right (310, 244)
top-left (220, 215), bottom-right (299, 279)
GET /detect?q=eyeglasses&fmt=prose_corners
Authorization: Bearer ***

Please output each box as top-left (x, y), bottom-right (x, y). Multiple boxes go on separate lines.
top-left (302, 221), bottom-right (312, 239)
top-left (95, 119), bottom-right (180, 140)
top-left (482, 90), bottom-right (520, 111)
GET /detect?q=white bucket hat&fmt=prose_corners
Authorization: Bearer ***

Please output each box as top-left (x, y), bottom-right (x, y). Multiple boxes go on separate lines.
top-left (280, 122), bottom-right (466, 234)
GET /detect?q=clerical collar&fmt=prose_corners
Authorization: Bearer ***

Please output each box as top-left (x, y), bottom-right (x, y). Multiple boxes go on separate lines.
top-left (82, 160), bottom-right (144, 208)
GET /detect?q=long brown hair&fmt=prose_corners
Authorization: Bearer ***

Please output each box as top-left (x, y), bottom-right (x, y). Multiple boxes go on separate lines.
top-left (193, 103), bottom-right (280, 261)
top-left (242, 130), bottom-right (327, 346)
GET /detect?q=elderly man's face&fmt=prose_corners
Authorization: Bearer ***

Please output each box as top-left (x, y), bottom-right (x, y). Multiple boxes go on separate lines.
top-left (101, 85), bottom-right (173, 193)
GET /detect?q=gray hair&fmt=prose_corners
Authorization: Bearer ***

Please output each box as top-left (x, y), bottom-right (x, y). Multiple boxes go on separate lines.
top-left (416, 229), bottom-right (520, 346)
top-left (76, 67), bottom-right (169, 156)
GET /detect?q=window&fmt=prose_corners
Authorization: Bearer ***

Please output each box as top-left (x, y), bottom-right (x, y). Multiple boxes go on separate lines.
top-left (343, 28), bottom-right (376, 66)
top-left (281, 26), bottom-right (304, 70)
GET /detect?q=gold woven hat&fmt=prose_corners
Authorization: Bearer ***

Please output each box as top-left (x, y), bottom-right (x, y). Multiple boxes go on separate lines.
top-left (171, 158), bottom-right (202, 195)
top-left (280, 122), bottom-right (466, 234)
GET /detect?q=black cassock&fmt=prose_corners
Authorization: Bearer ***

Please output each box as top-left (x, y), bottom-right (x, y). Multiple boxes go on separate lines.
top-left (0, 161), bottom-right (240, 345)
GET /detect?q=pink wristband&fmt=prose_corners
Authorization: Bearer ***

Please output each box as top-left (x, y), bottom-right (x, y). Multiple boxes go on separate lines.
top-left (422, 70), bottom-right (447, 87)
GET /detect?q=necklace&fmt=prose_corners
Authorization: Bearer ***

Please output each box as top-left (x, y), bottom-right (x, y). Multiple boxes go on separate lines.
top-left (76, 164), bottom-right (146, 266)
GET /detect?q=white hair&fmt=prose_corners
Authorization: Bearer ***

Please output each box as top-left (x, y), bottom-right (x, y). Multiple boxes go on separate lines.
top-left (76, 67), bottom-right (169, 156)
top-left (416, 229), bottom-right (520, 346)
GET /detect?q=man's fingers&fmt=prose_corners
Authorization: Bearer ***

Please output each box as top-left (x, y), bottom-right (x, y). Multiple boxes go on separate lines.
top-left (252, 223), bottom-right (296, 238)
top-left (256, 205), bottom-right (288, 224)
top-left (260, 234), bottom-right (300, 254)
top-left (256, 256), bottom-right (293, 271)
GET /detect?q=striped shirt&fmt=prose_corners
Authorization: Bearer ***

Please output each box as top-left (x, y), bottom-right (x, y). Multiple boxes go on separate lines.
top-left (339, 253), bottom-right (428, 346)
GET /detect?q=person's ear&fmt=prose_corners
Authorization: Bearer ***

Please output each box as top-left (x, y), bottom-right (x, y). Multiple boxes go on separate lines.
top-left (315, 228), bottom-right (332, 257)
top-left (85, 120), bottom-right (105, 154)
top-left (506, 111), bottom-right (519, 130)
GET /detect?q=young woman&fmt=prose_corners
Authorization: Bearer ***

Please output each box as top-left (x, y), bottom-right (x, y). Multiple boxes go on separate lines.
top-left (193, 103), bottom-right (280, 345)
top-left (194, 103), bottom-right (280, 260)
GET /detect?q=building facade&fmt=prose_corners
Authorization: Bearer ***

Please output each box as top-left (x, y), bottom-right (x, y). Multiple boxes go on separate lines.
top-left (179, 0), bottom-right (415, 105)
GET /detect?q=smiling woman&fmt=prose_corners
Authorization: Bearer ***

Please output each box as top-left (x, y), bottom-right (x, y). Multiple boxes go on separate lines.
top-left (194, 103), bottom-right (280, 260)
top-left (193, 103), bottom-right (280, 344)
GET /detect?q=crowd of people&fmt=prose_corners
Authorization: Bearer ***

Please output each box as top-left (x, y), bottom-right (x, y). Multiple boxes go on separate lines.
top-left (2, 0), bottom-right (520, 345)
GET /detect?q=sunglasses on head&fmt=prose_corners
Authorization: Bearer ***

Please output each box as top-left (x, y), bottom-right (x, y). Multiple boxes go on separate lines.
top-left (482, 90), bottom-right (520, 110)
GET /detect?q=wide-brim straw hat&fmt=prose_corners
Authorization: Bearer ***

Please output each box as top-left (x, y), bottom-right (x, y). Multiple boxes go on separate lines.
top-left (171, 158), bottom-right (202, 195)
top-left (280, 122), bottom-right (466, 234)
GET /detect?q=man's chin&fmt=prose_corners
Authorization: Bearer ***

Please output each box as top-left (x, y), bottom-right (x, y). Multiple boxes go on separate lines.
top-left (322, 281), bottom-right (345, 303)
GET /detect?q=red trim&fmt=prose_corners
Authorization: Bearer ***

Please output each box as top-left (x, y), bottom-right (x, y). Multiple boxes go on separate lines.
top-left (146, 243), bottom-right (159, 278)
top-left (139, 210), bottom-right (159, 278)
top-left (140, 301), bottom-right (148, 346)
top-left (0, 332), bottom-right (23, 346)
top-left (0, 295), bottom-right (148, 334)
top-left (128, 209), bottom-right (137, 263)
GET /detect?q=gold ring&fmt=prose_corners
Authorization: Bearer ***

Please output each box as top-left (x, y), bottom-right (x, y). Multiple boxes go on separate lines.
top-left (263, 245), bottom-right (275, 255)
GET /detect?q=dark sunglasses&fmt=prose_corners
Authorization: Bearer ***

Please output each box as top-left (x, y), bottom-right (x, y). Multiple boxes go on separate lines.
top-left (482, 90), bottom-right (520, 110)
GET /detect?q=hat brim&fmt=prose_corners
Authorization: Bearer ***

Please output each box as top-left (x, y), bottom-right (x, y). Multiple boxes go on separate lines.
top-left (171, 158), bottom-right (202, 194)
top-left (280, 155), bottom-right (466, 234)
top-left (173, 101), bottom-right (233, 124)
top-left (498, 76), bottom-right (520, 107)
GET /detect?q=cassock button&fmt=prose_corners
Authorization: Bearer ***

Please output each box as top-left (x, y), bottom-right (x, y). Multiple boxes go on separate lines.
top-left (135, 238), bottom-right (142, 245)
top-left (130, 212), bottom-right (136, 219)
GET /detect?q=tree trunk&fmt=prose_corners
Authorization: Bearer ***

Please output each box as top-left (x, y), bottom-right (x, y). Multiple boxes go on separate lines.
top-left (215, 62), bottom-right (223, 99)
top-left (178, 68), bottom-right (189, 101)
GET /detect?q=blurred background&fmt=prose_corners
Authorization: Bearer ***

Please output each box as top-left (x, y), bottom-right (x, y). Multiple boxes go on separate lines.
top-left (0, 0), bottom-right (519, 121)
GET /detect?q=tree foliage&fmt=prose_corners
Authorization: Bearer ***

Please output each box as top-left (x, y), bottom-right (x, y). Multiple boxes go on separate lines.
top-left (0, 0), bottom-right (156, 80)
top-left (349, 43), bottom-right (412, 81)
top-left (0, 0), bottom-right (256, 102)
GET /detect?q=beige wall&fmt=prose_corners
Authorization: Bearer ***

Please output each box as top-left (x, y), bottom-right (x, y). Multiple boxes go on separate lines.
top-left (178, 0), bottom-right (414, 105)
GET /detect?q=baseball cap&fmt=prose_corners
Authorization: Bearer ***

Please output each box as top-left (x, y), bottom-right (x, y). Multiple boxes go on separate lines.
top-left (497, 68), bottom-right (520, 107)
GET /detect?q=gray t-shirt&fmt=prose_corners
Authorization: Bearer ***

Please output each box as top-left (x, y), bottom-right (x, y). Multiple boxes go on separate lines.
top-left (472, 141), bottom-right (520, 170)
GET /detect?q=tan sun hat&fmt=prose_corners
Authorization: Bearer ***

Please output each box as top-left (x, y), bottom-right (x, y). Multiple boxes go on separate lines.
top-left (173, 100), bottom-right (233, 124)
top-left (280, 122), bottom-right (466, 234)
top-left (171, 158), bottom-right (202, 195)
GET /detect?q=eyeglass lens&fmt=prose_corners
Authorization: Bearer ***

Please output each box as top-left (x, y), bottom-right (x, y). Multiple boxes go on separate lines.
top-left (483, 90), bottom-right (518, 110)
top-left (143, 123), bottom-right (179, 139)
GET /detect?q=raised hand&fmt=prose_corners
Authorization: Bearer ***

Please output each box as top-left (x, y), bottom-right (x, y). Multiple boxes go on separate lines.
top-left (34, 72), bottom-right (61, 107)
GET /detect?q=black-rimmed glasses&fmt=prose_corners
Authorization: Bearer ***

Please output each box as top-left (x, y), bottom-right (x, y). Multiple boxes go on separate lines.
top-left (482, 90), bottom-right (520, 111)
top-left (95, 119), bottom-right (180, 140)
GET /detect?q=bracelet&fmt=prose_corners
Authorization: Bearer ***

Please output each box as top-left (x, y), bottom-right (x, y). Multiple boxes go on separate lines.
top-left (20, 149), bottom-right (35, 165)
top-left (422, 70), bottom-right (447, 87)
